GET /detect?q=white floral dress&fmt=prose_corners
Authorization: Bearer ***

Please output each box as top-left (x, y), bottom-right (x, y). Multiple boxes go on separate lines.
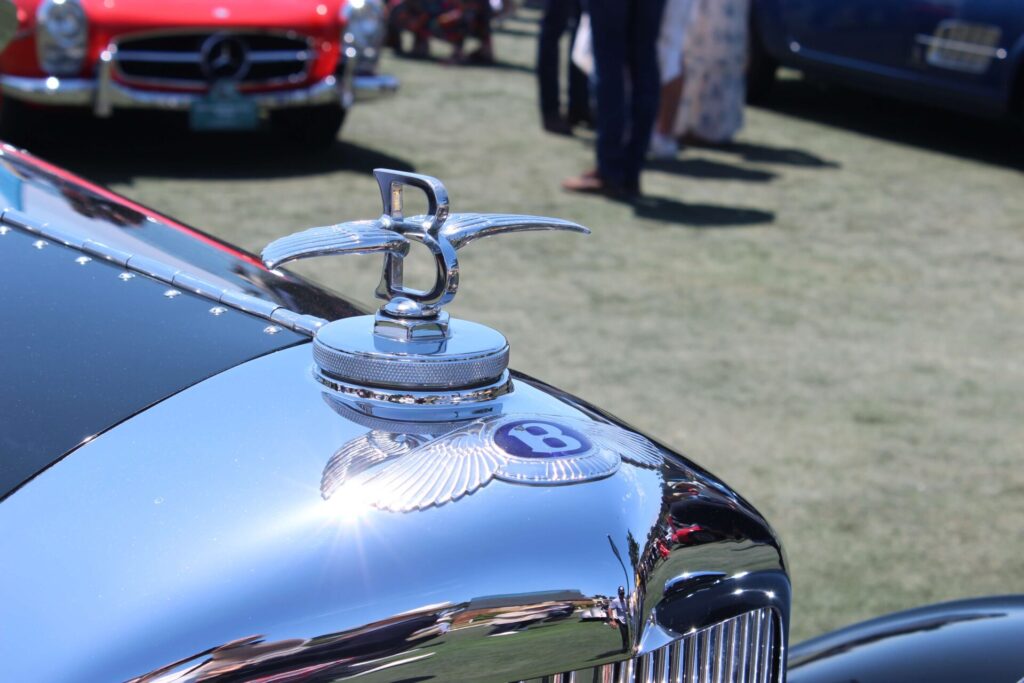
top-left (673, 0), bottom-right (750, 143)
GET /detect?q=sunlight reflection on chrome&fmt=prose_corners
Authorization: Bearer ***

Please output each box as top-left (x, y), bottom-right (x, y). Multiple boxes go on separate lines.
top-left (320, 479), bottom-right (378, 522)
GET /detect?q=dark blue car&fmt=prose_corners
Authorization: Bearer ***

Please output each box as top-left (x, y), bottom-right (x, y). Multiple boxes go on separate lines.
top-left (750, 0), bottom-right (1024, 121)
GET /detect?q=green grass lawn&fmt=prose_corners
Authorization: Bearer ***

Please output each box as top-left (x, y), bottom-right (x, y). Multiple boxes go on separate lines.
top-left (36, 9), bottom-right (1024, 643)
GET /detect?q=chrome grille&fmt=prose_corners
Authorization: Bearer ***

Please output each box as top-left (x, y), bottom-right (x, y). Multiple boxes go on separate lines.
top-left (113, 32), bottom-right (313, 86)
top-left (518, 608), bottom-right (779, 683)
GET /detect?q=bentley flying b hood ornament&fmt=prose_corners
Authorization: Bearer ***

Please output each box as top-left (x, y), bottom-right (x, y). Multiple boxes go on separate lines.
top-left (262, 169), bottom-right (589, 419)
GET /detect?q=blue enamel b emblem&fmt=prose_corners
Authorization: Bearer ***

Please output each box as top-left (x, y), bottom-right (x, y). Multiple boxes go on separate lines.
top-left (494, 420), bottom-right (593, 458)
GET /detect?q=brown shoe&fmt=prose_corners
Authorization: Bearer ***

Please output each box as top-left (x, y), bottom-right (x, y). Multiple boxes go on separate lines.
top-left (561, 170), bottom-right (638, 200)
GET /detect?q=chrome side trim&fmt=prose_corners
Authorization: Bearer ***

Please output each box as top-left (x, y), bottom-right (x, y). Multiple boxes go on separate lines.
top-left (0, 207), bottom-right (327, 336)
top-left (915, 35), bottom-right (1005, 58)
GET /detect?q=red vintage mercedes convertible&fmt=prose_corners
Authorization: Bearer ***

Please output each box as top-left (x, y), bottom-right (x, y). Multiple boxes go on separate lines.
top-left (0, 0), bottom-right (395, 144)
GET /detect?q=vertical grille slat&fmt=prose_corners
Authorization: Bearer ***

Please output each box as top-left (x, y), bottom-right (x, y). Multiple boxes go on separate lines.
top-left (652, 647), bottom-right (668, 683)
top-left (522, 608), bottom-right (779, 683)
top-left (701, 628), bottom-right (714, 682)
top-left (748, 609), bottom-right (763, 682)
top-left (711, 622), bottom-right (726, 683)
top-left (735, 612), bottom-right (750, 679)
top-left (667, 637), bottom-right (683, 683)
top-left (685, 630), bottom-right (699, 683)
top-left (723, 617), bottom-right (738, 680)
top-left (758, 611), bottom-right (774, 683)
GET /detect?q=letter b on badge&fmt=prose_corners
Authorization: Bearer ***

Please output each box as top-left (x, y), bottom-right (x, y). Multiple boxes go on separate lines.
top-left (495, 420), bottom-right (592, 458)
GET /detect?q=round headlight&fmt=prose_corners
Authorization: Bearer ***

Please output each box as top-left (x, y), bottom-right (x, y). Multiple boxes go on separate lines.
top-left (36, 0), bottom-right (88, 76)
top-left (341, 0), bottom-right (385, 68)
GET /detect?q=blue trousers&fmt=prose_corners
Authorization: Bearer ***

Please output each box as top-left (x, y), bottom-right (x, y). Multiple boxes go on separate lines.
top-left (538, 0), bottom-right (590, 121)
top-left (587, 0), bottom-right (666, 189)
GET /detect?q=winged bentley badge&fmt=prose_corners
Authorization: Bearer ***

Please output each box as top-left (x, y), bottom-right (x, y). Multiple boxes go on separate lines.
top-left (320, 411), bottom-right (665, 512)
top-left (262, 169), bottom-right (589, 421)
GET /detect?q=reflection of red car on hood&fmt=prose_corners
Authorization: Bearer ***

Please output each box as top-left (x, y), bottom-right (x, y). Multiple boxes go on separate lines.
top-left (0, 0), bottom-right (396, 145)
top-left (671, 522), bottom-right (705, 544)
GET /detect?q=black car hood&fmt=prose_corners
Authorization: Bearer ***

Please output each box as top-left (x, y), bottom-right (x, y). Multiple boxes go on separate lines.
top-left (0, 145), bottom-right (359, 500)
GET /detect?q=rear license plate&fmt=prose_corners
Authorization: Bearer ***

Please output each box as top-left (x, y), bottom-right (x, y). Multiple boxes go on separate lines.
top-left (189, 82), bottom-right (259, 131)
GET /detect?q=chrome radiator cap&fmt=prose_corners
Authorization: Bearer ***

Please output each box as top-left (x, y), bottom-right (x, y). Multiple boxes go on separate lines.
top-left (262, 169), bottom-right (588, 418)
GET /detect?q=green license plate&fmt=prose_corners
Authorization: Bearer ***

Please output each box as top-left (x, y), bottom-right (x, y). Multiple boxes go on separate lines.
top-left (189, 83), bottom-right (259, 131)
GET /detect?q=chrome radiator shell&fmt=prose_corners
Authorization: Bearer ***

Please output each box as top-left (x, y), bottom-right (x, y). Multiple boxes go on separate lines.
top-left (521, 608), bottom-right (780, 683)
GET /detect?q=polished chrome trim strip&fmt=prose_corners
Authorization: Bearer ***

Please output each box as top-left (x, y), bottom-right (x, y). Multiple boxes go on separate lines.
top-left (250, 50), bottom-right (313, 63)
top-left (0, 208), bottom-right (327, 336)
top-left (115, 50), bottom-right (203, 63)
top-left (126, 253), bottom-right (180, 282)
top-left (115, 50), bottom-right (311, 64)
top-left (915, 34), bottom-right (1005, 58)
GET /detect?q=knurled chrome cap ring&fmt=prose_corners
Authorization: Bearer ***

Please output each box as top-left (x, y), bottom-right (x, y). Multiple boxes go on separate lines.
top-left (312, 315), bottom-right (510, 391)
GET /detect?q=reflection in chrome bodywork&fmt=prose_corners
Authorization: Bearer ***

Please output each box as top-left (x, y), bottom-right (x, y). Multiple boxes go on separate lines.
top-left (0, 344), bottom-right (788, 682)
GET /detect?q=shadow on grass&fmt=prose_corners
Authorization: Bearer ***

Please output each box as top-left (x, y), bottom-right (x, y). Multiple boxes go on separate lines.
top-left (648, 157), bottom-right (778, 182)
top-left (631, 195), bottom-right (775, 228)
top-left (721, 140), bottom-right (841, 168)
top-left (659, 138), bottom-right (840, 170)
top-left (753, 76), bottom-right (1023, 171)
top-left (17, 110), bottom-right (416, 185)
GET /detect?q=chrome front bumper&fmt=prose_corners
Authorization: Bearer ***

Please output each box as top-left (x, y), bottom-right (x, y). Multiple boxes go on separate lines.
top-left (0, 64), bottom-right (397, 117)
top-left (350, 73), bottom-right (399, 102)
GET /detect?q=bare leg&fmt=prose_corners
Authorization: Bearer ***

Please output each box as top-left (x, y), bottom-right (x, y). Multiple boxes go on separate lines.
top-left (656, 75), bottom-right (683, 137)
top-left (648, 74), bottom-right (683, 159)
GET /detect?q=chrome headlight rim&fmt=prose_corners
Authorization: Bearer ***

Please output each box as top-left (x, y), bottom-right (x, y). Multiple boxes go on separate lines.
top-left (36, 0), bottom-right (88, 77)
top-left (341, 0), bottom-right (386, 71)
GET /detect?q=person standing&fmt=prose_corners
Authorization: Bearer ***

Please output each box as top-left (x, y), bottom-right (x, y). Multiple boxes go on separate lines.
top-left (674, 0), bottom-right (749, 143)
top-left (649, 0), bottom-right (695, 159)
top-left (537, 0), bottom-right (590, 135)
top-left (388, 0), bottom-right (494, 63)
top-left (562, 0), bottom-right (667, 198)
